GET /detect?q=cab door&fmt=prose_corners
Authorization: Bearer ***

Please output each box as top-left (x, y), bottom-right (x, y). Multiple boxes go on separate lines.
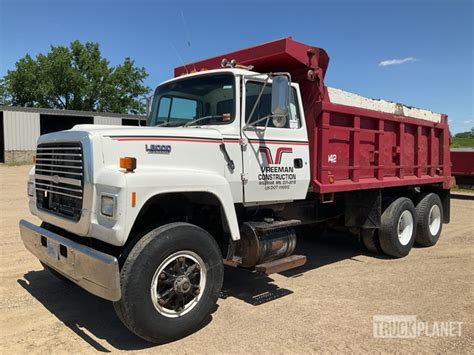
top-left (241, 79), bottom-right (310, 204)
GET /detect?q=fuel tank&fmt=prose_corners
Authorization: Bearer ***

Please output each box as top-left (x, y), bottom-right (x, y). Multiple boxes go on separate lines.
top-left (237, 220), bottom-right (300, 268)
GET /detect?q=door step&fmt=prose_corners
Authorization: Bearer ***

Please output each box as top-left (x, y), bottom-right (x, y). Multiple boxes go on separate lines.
top-left (255, 255), bottom-right (306, 275)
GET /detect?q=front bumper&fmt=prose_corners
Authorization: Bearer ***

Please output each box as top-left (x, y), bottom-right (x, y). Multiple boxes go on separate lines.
top-left (19, 219), bottom-right (121, 301)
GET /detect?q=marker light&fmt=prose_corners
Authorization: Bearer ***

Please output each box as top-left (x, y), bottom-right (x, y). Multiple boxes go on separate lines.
top-left (120, 157), bottom-right (137, 172)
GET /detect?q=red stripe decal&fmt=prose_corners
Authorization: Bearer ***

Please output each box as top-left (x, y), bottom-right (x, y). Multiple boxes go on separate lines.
top-left (110, 137), bottom-right (307, 145)
top-left (249, 140), bottom-right (308, 146)
top-left (112, 137), bottom-right (221, 143)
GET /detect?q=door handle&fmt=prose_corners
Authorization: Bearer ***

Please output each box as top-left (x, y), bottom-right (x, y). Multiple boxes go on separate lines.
top-left (294, 158), bottom-right (303, 169)
top-left (219, 143), bottom-right (235, 170)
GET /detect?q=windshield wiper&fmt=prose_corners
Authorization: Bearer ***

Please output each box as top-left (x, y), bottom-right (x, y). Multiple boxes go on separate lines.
top-left (156, 115), bottom-right (227, 127)
top-left (156, 121), bottom-right (184, 127)
top-left (183, 115), bottom-right (225, 127)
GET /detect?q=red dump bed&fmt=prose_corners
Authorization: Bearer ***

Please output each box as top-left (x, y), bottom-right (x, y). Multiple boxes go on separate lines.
top-left (176, 37), bottom-right (452, 193)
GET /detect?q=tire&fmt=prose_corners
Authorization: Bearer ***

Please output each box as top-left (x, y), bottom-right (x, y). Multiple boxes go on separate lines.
top-left (379, 197), bottom-right (417, 258)
top-left (360, 229), bottom-right (382, 254)
top-left (113, 222), bottom-right (224, 344)
top-left (415, 193), bottom-right (443, 247)
top-left (41, 262), bottom-right (72, 284)
top-left (113, 297), bottom-right (128, 328)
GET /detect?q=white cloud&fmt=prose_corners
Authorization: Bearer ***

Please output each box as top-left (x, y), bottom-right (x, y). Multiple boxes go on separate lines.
top-left (379, 57), bottom-right (418, 67)
top-left (463, 120), bottom-right (473, 124)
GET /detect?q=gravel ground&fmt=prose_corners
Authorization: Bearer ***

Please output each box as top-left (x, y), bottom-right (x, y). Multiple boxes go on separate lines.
top-left (1, 165), bottom-right (473, 353)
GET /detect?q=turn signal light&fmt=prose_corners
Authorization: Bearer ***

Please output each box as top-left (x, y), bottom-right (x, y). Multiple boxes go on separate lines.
top-left (131, 191), bottom-right (136, 207)
top-left (120, 157), bottom-right (137, 172)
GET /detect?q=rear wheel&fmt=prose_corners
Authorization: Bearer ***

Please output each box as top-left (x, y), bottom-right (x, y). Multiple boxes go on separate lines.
top-left (113, 222), bottom-right (224, 343)
top-left (360, 229), bottom-right (382, 254)
top-left (415, 193), bottom-right (443, 247)
top-left (379, 197), bottom-right (417, 258)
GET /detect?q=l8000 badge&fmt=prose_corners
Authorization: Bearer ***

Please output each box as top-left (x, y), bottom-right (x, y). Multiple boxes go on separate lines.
top-left (145, 144), bottom-right (172, 154)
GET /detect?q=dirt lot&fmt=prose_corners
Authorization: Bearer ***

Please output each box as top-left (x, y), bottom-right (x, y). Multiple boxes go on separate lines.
top-left (1, 164), bottom-right (473, 353)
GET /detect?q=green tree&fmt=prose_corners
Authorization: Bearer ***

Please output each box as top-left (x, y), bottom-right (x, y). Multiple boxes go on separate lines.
top-left (1, 41), bottom-right (150, 114)
top-left (454, 131), bottom-right (471, 138)
top-left (0, 78), bottom-right (11, 105)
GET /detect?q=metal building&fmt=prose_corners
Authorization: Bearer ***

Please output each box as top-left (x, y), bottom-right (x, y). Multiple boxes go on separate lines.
top-left (0, 106), bottom-right (146, 163)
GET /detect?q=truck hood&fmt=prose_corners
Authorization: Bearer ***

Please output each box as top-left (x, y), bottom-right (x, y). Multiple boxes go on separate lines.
top-left (67, 124), bottom-right (233, 177)
top-left (70, 124), bottom-right (225, 141)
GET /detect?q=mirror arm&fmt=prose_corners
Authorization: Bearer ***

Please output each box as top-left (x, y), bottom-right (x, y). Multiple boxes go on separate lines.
top-left (243, 114), bottom-right (276, 130)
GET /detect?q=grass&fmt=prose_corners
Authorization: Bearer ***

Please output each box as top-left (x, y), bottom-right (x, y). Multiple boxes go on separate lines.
top-left (452, 186), bottom-right (474, 194)
top-left (451, 137), bottom-right (474, 148)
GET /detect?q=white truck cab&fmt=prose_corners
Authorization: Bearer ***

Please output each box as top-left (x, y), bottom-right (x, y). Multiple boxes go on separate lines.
top-left (26, 69), bottom-right (309, 244)
top-left (19, 68), bottom-right (310, 343)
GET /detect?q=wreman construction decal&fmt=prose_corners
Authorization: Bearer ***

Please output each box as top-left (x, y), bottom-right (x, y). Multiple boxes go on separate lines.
top-left (258, 146), bottom-right (297, 190)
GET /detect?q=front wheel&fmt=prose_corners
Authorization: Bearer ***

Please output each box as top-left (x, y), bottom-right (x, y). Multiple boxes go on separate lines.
top-left (114, 222), bottom-right (224, 343)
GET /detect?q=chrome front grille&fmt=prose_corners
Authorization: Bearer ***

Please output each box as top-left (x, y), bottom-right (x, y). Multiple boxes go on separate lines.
top-left (35, 142), bottom-right (84, 221)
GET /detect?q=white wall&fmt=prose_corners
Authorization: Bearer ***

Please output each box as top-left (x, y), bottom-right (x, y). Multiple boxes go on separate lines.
top-left (94, 116), bottom-right (123, 125)
top-left (3, 111), bottom-right (40, 150)
top-left (2, 111), bottom-right (141, 152)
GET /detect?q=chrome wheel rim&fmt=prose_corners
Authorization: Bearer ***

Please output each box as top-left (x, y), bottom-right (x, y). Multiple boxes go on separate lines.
top-left (428, 205), bottom-right (441, 236)
top-left (398, 210), bottom-right (414, 246)
top-left (150, 250), bottom-right (206, 318)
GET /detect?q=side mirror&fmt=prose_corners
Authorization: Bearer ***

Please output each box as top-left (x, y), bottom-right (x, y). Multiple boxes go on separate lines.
top-left (271, 75), bottom-right (289, 117)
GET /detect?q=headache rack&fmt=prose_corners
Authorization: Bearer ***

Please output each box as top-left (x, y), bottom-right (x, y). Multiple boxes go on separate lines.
top-left (35, 142), bottom-right (84, 221)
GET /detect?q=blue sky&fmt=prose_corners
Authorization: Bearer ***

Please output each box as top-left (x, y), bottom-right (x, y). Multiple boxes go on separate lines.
top-left (1, 0), bottom-right (472, 133)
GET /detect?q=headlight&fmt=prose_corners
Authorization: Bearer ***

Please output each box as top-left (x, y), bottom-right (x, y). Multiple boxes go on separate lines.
top-left (27, 181), bottom-right (34, 197)
top-left (100, 194), bottom-right (116, 217)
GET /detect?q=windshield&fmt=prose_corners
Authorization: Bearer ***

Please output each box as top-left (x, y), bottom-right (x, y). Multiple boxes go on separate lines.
top-left (149, 73), bottom-right (235, 126)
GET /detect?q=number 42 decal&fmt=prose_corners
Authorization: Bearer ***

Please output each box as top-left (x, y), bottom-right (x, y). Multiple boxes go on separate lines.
top-left (328, 154), bottom-right (337, 163)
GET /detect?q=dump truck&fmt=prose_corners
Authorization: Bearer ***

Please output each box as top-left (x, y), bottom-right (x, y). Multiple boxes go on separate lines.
top-left (19, 37), bottom-right (452, 343)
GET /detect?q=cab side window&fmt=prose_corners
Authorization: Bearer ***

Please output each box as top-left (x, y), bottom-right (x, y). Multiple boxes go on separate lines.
top-left (245, 81), bottom-right (301, 129)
